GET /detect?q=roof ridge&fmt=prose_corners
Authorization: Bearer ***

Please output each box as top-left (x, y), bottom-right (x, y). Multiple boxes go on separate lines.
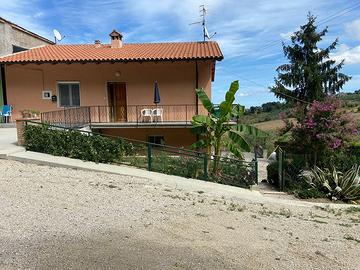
top-left (45, 41), bottom-right (218, 46)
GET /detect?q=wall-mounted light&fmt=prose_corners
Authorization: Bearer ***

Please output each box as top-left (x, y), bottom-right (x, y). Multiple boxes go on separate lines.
top-left (115, 71), bottom-right (121, 77)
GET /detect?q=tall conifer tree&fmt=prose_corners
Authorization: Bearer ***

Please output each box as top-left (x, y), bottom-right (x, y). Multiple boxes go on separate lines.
top-left (271, 14), bottom-right (350, 103)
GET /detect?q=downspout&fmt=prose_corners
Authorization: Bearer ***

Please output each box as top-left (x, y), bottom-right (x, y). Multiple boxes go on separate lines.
top-left (195, 60), bottom-right (199, 114)
top-left (0, 64), bottom-right (7, 105)
top-left (195, 60), bottom-right (199, 143)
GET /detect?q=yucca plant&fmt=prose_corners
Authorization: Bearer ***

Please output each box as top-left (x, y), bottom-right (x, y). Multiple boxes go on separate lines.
top-left (306, 165), bottom-right (360, 201)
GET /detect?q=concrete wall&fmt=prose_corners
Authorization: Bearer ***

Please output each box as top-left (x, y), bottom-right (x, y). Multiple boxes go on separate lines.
top-left (5, 60), bottom-right (213, 119)
top-left (0, 20), bottom-right (52, 57)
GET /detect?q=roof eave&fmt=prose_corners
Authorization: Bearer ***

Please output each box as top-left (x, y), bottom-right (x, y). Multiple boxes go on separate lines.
top-left (0, 56), bottom-right (223, 65)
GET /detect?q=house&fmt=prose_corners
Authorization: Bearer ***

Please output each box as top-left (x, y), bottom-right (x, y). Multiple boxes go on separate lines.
top-left (0, 17), bottom-right (54, 107)
top-left (0, 17), bottom-right (54, 56)
top-left (0, 30), bottom-right (223, 147)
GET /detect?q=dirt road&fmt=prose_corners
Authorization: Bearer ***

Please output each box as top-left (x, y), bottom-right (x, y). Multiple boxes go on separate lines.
top-left (0, 159), bottom-right (358, 270)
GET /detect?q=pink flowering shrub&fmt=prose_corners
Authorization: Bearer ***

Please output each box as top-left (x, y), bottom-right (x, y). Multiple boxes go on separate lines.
top-left (283, 97), bottom-right (358, 166)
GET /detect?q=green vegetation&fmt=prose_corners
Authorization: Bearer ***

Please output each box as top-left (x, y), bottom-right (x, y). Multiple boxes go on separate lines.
top-left (24, 124), bottom-right (137, 163)
top-left (191, 80), bottom-right (267, 172)
top-left (305, 165), bottom-right (360, 201)
top-left (24, 123), bottom-right (257, 188)
top-left (262, 15), bottom-right (359, 203)
top-left (270, 14), bottom-right (350, 103)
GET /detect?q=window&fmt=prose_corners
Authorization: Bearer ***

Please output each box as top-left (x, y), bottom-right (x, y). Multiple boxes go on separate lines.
top-left (148, 135), bottom-right (164, 145)
top-left (12, 45), bottom-right (28, 53)
top-left (58, 83), bottom-right (80, 107)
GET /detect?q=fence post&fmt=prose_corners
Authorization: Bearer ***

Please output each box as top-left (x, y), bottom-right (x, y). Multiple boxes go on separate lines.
top-left (254, 159), bottom-right (258, 184)
top-left (254, 150), bottom-right (258, 184)
top-left (278, 148), bottom-right (284, 191)
top-left (147, 143), bottom-right (152, 171)
top-left (203, 153), bottom-right (208, 180)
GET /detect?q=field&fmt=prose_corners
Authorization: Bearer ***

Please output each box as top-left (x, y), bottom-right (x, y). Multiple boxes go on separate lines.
top-left (244, 93), bottom-right (360, 132)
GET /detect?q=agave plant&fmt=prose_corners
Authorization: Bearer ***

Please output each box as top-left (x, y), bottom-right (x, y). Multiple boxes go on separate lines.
top-left (306, 165), bottom-right (360, 201)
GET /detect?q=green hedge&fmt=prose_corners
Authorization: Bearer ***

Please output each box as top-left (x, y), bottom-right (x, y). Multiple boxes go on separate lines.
top-left (24, 124), bottom-right (136, 163)
top-left (24, 124), bottom-right (257, 188)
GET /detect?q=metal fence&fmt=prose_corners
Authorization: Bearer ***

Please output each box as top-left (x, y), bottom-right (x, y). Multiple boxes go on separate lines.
top-left (41, 104), bottom-right (207, 127)
top-left (23, 120), bottom-right (258, 188)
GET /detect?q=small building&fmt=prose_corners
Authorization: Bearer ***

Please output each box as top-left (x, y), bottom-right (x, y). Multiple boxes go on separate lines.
top-left (0, 17), bottom-right (54, 106)
top-left (0, 30), bottom-right (223, 147)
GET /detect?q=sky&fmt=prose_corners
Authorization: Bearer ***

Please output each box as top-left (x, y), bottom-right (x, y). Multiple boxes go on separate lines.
top-left (0, 0), bottom-right (359, 107)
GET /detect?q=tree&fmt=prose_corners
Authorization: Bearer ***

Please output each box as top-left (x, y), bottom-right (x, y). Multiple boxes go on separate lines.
top-left (191, 81), bottom-right (267, 173)
top-left (270, 14), bottom-right (351, 104)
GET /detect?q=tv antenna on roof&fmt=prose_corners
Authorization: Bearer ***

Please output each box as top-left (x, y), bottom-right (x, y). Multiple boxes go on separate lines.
top-left (189, 5), bottom-right (216, 42)
top-left (53, 29), bottom-right (65, 44)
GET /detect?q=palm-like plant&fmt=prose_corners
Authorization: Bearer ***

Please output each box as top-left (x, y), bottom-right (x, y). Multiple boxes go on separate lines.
top-left (191, 80), bottom-right (267, 173)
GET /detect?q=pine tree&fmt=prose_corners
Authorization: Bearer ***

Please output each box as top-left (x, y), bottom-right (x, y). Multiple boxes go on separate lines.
top-left (270, 14), bottom-right (351, 103)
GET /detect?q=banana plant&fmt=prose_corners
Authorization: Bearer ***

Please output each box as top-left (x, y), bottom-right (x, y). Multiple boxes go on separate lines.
top-left (191, 80), bottom-right (267, 173)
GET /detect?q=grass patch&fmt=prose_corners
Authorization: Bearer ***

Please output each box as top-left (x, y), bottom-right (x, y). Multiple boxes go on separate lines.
top-left (344, 235), bottom-right (360, 244)
top-left (313, 205), bottom-right (342, 216)
top-left (344, 207), bottom-right (360, 214)
top-left (227, 203), bottom-right (246, 212)
top-left (310, 219), bottom-right (328, 224)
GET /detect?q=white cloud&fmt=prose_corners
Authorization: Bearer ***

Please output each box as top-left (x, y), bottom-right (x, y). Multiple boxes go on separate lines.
top-left (280, 31), bottom-right (293, 39)
top-left (331, 44), bottom-right (360, 65)
top-left (0, 0), bottom-right (52, 40)
top-left (345, 19), bottom-right (360, 40)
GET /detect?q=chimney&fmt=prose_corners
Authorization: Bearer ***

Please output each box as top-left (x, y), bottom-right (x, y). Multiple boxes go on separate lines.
top-left (109, 30), bottom-right (123, 48)
top-left (94, 40), bottom-right (101, 48)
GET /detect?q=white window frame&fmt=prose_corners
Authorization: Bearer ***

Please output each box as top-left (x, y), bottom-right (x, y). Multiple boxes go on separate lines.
top-left (57, 81), bottom-right (81, 108)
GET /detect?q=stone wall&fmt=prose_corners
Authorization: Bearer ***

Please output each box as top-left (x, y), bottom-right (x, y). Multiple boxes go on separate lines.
top-left (0, 20), bottom-right (52, 56)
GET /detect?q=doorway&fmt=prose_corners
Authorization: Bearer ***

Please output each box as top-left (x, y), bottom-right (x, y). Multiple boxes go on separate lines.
top-left (107, 82), bottom-right (127, 122)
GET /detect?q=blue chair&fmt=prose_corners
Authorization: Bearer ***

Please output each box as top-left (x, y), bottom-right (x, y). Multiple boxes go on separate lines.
top-left (0, 105), bottom-right (12, 123)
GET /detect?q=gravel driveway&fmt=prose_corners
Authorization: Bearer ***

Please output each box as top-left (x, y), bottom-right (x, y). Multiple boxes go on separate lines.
top-left (0, 159), bottom-right (359, 270)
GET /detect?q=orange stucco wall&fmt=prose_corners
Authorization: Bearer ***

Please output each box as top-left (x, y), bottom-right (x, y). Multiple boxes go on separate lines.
top-left (5, 60), bottom-right (213, 119)
top-left (98, 127), bottom-right (196, 148)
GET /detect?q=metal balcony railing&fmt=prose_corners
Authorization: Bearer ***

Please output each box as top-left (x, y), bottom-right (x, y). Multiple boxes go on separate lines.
top-left (41, 104), bottom-right (206, 128)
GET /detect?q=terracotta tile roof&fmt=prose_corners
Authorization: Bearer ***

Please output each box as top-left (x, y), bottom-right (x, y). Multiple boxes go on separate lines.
top-left (0, 41), bottom-right (223, 64)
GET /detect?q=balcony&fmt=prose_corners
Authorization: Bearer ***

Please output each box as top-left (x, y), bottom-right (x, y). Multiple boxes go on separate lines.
top-left (41, 105), bottom-right (205, 128)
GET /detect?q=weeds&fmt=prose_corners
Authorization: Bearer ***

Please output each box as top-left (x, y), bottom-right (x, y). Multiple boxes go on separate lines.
top-left (227, 203), bottom-right (246, 212)
top-left (344, 235), bottom-right (360, 244)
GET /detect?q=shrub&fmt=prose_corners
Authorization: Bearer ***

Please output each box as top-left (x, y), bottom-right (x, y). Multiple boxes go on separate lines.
top-left (24, 124), bottom-right (257, 188)
top-left (151, 153), bottom-right (256, 187)
top-left (306, 165), bottom-right (360, 201)
top-left (152, 153), bottom-right (204, 179)
top-left (279, 97), bottom-right (358, 167)
top-left (296, 187), bottom-right (326, 199)
top-left (212, 159), bottom-right (256, 187)
top-left (322, 146), bottom-right (360, 172)
top-left (24, 124), bottom-right (135, 163)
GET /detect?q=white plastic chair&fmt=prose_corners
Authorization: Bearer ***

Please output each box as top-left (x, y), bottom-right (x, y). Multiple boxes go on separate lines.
top-left (152, 108), bottom-right (163, 122)
top-left (141, 108), bottom-right (152, 122)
